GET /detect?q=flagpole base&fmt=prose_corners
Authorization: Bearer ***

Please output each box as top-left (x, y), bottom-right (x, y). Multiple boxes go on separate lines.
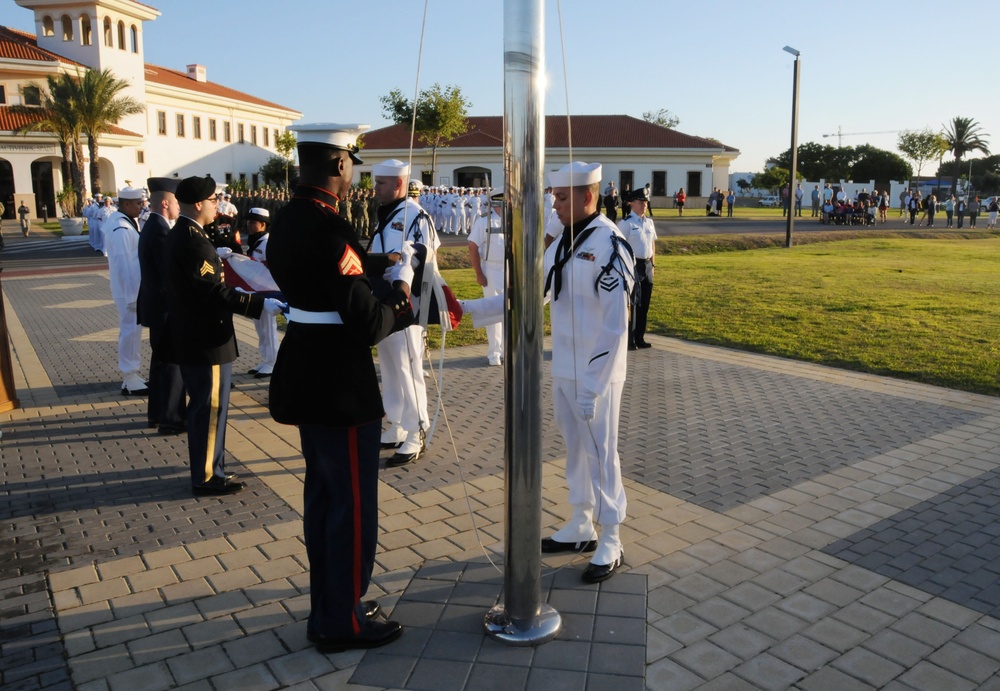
top-left (484, 604), bottom-right (561, 646)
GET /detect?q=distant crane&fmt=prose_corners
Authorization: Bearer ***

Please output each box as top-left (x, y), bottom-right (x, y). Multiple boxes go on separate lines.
top-left (822, 126), bottom-right (900, 148)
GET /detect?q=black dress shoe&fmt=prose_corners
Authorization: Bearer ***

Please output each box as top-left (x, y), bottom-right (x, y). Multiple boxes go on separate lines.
top-left (362, 600), bottom-right (382, 619)
top-left (157, 423), bottom-right (187, 435)
top-left (380, 441), bottom-right (404, 451)
top-left (253, 372), bottom-right (271, 379)
top-left (541, 537), bottom-right (597, 553)
top-left (247, 367), bottom-right (259, 375)
top-left (309, 619), bottom-right (403, 653)
top-left (582, 552), bottom-right (624, 583)
top-left (192, 476), bottom-right (246, 496)
top-left (122, 385), bottom-right (149, 396)
top-left (636, 341), bottom-right (652, 349)
top-left (386, 450), bottom-right (419, 467)
top-left (627, 343), bottom-right (637, 351)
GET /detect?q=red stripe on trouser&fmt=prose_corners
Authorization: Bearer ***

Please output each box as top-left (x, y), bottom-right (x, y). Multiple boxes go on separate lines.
top-left (348, 426), bottom-right (362, 635)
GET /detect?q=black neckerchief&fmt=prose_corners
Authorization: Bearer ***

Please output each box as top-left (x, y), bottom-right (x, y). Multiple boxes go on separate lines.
top-left (544, 211), bottom-right (600, 301)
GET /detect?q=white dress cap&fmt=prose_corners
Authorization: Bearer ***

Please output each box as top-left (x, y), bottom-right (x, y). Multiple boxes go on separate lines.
top-left (118, 186), bottom-right (145, 200)
top-left (248, 207), bottom-right (270, 218)
top-left (290, 123), bottom-right (370, 163)
top-left (549, 161), bottom-right (602, 188)
top-left (373, 159), bottom-right (410, 177)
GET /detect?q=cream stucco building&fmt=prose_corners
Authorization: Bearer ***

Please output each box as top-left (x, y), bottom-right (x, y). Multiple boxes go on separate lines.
top-left (1, 0), bottom-right (301, 219)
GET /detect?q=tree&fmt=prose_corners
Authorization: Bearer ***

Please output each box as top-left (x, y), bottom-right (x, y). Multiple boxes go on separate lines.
top-left (774, 142), bottom-right (855, 181)
top-left (642, 108), bottom-right (680, 129)
top-left (941, 116), bottom-right (990, 194)
top-left (11, 73), bottom-right (86, 214)
top-left (274, 131), bottom-right (296, 189)
top-left (258, 156), bottom-right (291, 188)
top-left (73, 68), bottom-right (145, 195)
top-left (736, 178), bottom-right (752, 195)
top-left (849, 145), bottom-right (912, 188)
top-left (897, 129), bottom-right (946, 184)
top-left (379, 83), bottom-right (471, 181)
top-left (752, 166), bottom-right (794, 193)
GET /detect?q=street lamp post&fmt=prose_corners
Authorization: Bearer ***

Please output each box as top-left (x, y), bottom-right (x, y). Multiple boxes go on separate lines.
top-left (783, 46), bottom-right (800, 248)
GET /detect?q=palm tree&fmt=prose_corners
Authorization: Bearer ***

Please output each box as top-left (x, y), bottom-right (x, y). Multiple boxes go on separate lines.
top-left (73, 68), bottom-right (145, 195)
top-left (9, 73), bottom-right (87, 214)
top-left (942, 117), bottom-right (990, 194)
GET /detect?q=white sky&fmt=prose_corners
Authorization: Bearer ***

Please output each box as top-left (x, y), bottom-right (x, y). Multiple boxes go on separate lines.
top-left (6, 0), bottom-right (997, 174)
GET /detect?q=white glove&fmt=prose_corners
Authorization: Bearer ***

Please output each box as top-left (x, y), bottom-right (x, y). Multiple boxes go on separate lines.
top-left (576, 390), bottom-right (597, 422)
top-left (262, 298), bottom-right (286, 316)
top-left (126, 301), bottom-right (137, 313)
top-left (216, 247), bottom-right (233, 259)
top-left (384, 240), bottom-right (417, 287)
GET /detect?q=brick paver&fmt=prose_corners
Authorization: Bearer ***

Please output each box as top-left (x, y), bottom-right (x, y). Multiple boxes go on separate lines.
top-left (3, 246), bottom-right (1000, 688)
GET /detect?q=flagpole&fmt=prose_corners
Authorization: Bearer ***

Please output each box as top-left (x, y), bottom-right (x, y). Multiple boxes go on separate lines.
top-left (484, 0), bottom-right (561, 645)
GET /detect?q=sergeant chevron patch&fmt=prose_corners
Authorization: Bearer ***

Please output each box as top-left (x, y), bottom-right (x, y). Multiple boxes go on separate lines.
top-left (339, 246), bottom-right (363, 276)
top-left (199, 260), bottom-right (215, 277)
top-left (598, 275), bottom-right (619, 292)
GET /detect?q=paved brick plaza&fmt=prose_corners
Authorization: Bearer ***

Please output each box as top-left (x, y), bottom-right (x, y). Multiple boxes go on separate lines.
top-left (2, 230), bottom-right (1000, 689)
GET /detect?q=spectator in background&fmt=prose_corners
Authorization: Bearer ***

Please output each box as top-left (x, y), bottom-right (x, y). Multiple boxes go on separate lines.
top-left (956, 197), bottom-right (967, 228)
top-left (726, 189), bottom-right (735, 217)
top-left (811, 185), bottom-right (821, 217)
top-left (944, 195), bottom-right (955, 228)
top-left (968, 196), bottom-right (980, 228)
top-left (675, 188), bottom-right (686, 216)
top-left (794, 183), bottom-right (804, 216)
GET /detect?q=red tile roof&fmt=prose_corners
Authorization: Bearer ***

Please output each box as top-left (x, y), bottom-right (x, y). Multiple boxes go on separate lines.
top-left (143, 63), bottom-right (299, 114)
top-left (361, 115), bottom-right (738, 153)
top-left (0, 106), bottom-right (140, 137)
top-left (0, 25), bottom-right (298, 115)
top-left (0, 25), bottom-right (82, 66)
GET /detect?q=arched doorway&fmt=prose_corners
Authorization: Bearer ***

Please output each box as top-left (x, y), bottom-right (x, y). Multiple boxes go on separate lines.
top-left (30, 161), bottom-right (55, 218)
top-left (0, 159), bottom-right (14, 219)
top-left (97, 158), bottom-right (116, 196)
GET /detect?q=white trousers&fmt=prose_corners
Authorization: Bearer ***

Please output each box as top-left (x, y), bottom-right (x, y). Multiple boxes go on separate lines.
top-left (89, 224), bottom-right (103, 252)
top-left (482, 263), bottom-right (504, 361)
top-left (115, 298), bottom-right (142, 376)
top-left (378, 325), bottom-right (429, 434)
top-left (254, 313), bottom-right (279, 367)
top-left (552, 376), bottom-right (627, 527)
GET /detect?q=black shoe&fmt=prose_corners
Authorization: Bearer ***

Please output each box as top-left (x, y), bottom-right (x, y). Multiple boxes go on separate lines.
top-left (157, 423), bottom-right (187, 435)
top-left (627, 343), bottom-right (637, 351)
top-left (247, 367), bottom-right (259, 375)
top-left (380, 441), bottom-right (403, 450)
top-left (192, 476), bottom-right (246, 496)
top-left (308, 619), bottom-right (402, 653)
top-left (386, 449), bottom-right (421, 467)
top-left (253, 372), bottom-right (271, 379)
top-left (541, 537), bottom-right (597, 553)
top-left (122, 385), bottom-right (149, 396)
top-left (582, 552), bottom-right (624, 583)
top-left (636, 341), bottom-right (652, 349)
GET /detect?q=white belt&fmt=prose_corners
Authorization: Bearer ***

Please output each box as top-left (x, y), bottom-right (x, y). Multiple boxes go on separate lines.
top-left (288, 308), bottom-right (343, 324)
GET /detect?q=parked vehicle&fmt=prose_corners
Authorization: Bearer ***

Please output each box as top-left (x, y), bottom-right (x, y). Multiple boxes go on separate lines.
top-left (758, 195), bottom-right (782, 207)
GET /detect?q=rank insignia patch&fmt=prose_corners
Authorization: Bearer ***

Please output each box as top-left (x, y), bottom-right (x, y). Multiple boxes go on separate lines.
top-left (598, 275), bottom-right (619, 292)
top-left (339, 246), bottom-right (363, 276)
top-left (576, 251), bottom-right (596, 262)
top-left (391, 221), bottom-right (404, 231)
top-left (199, 260), bottom-right (215, 277)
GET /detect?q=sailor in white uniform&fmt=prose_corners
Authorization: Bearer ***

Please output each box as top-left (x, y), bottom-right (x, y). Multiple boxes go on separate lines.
top-left (104, 186), bottom-right (148, 395)
top-left (370, 159), bottom-right (439, 467)
top-left (246, 207), bottom-right (279, 378)
top-left (463, 162), bottom-right (634, 582)
top-left (617, 186), bottom-right (657, 349)
top-left (467, 191), bottom-right (505, 366)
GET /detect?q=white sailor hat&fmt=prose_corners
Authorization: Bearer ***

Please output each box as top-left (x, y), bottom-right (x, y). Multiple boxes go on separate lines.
top-left (549, 161), bottom-right (602, 188)
top-left (373, 159), bottom-right (410, 177)
top-left (95, 193), bottom-right (104, 199)
top-left (246, 207), bottom-right (270, 223)
top-left (290, 123), bottom-right (370, 164)
top-left (118, 185), bottom-right (145, 200)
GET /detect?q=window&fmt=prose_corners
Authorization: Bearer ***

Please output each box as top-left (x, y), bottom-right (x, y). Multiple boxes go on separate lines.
top-left (223, 121), bottom-right (231, 143)
top-left (252, 174), bottom-right (259, 188)
top-left (136, 150), bottom-right (145, 164)
top-left (237, 123), bottom-right (245, 144)
top-left (262, 127), bottom-right (269, 147)
top-left (81, 15), bottom-right (92, 45)
top-left (104, 17), bottom-right (112, 46)
top-left (225, 173), bottom-right (233, 184)
top-left (0, 86), bottom-right (6, 105)
top-left (176, 114), bottom-right (185, 137)
top-left (156, 110), bottom-right (167, 135)
top-left (686, 171), bottom-right (702, 198)
top-left (250, 125), bottom-right (257, 145)
top-left (42, 16), bottom-right (54, 36)
top-left (192, 116), bottom-right (201, 139)
top-left (619, 171), bottom-right (634, 197)
top-left (273, 129), bottom-right (279, 147)
top-left (239, 173), bottom-right (247, 183)
top-left (652, 171), bottom-right (666, 197)
top-left (23, 86), bottom-right (41, 106)
top-left (117, 20), bottom-right (125, 50)
top-left (209, 119), bottom-right (217, 141)
top-left (130, 25), bottom-right (138, 53)
top-left (61, 15), bottom-right (73, 41)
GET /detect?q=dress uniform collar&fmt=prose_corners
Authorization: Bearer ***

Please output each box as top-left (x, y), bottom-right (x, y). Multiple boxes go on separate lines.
top-left (545, 212), bottom-right (600, 301)
top-left (293, 185), bottom-right (342, 215)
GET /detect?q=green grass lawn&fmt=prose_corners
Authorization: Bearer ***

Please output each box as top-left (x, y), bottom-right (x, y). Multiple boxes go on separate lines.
top-left (435, 236), bottom-right (1000, 396)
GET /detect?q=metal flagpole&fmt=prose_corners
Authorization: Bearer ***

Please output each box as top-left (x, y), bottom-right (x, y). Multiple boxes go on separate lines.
top-left (484, 0), bottom-right (561, 645)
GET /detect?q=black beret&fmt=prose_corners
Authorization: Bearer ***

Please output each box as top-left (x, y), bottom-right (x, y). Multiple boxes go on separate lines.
top-left (175, 175), bottom-right (217, 204)
top-left (147, 177), bottom-right (180, 194)
top-left (627, 187), bottom-right (650, 203)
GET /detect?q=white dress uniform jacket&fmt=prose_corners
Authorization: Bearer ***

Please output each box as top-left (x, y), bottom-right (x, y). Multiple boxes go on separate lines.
top-left (618, 212), bottom-right (656, 260)
top-left (468, 208), bottom-right (505, 363)
top-left (250, 233), bottom-right (279, 374)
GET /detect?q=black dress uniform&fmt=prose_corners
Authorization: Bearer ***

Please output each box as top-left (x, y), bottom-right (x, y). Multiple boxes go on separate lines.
top-left (267, 184), bottom-right (412, 642)
top-left (164, 212), bottom-right (264, 492)
top-left (138, 179), bottom-right (186, 432)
